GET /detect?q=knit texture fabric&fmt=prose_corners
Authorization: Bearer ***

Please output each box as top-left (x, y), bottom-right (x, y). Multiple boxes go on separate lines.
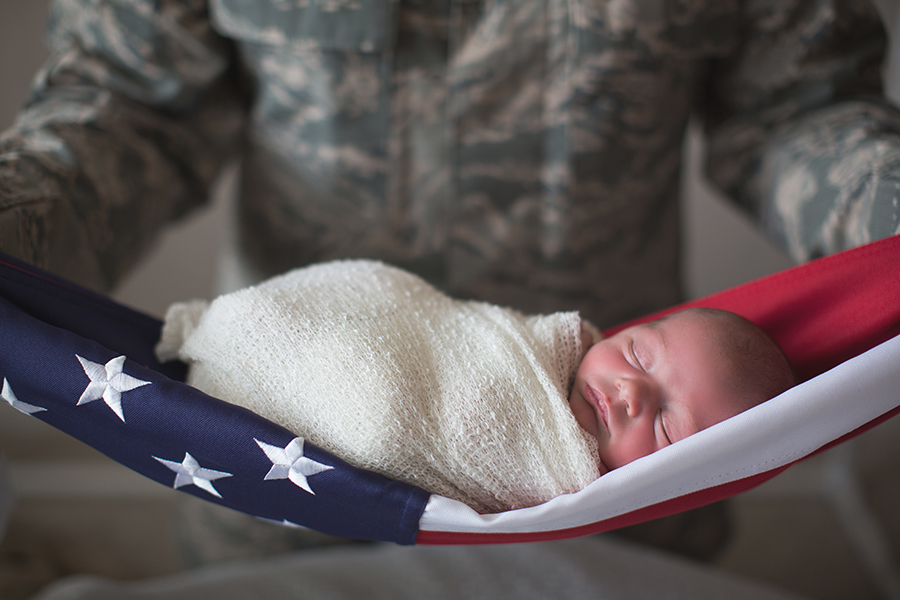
top-left (156, 261), bottom-right (602, 513)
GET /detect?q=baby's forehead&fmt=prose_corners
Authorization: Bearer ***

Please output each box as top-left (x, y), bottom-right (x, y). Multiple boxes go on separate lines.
top-left (654, 308), bottom-right (729, 329)
top-left (654, 311), bottom-right (744, 353)
top-left (654, 313), bottom-right (753, 422)
top-left (637, 311), bottom-right (728, 347)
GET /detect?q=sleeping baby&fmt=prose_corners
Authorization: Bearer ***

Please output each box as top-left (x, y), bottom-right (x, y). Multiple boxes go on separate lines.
top-left (156, 260), bottom-right (795, 513)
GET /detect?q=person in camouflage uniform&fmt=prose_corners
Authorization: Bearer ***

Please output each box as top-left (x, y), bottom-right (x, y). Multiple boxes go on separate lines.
top-left (3, 0), bottom-right (898, 328)
top-left (1, 0), bottom-right (899, 562)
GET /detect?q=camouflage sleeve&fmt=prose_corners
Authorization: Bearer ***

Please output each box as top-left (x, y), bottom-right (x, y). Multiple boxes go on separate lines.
top-left (702, 0), bottom-right (900, 262)
top-left (0, 0), bottom-right (245, 291)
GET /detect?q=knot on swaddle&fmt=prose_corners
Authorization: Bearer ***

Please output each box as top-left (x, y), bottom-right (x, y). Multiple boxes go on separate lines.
top-left (157, 261), bottom-right (602, 512)
top-left (155, 299), bottom-right (210, 363)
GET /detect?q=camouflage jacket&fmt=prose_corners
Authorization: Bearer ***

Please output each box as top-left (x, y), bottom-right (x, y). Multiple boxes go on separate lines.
top-left (1, 0), bottom-right (899, 327)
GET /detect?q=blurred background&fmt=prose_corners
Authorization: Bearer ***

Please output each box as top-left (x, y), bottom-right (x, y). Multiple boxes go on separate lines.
top-left (0, 1), bottom-right (899, 599)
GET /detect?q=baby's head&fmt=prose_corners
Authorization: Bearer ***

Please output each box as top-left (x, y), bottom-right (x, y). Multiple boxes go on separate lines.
top-left (569, 307), bottom-right (795, 471)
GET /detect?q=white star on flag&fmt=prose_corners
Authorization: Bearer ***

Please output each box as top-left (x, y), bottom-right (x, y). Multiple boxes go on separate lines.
top-left (153, 452), bottom-right (232, 498)
top-left (76, 355), bottom-right (150, 421)
top-left (2, 378), bottom-right (46, 415)
top-left (255, 437), bottom-right (333, 495)
top-left (257, 517), bottom-right (305, 529)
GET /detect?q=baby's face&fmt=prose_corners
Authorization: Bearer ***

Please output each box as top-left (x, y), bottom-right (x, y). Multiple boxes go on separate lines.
top-left (569, 311), bottom-right (745, 471)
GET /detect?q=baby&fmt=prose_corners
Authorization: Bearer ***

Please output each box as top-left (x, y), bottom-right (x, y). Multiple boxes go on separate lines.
top-left (570, 307), bottom-right (796, 472)
top-left (156, 260), bottom-right (795, 513)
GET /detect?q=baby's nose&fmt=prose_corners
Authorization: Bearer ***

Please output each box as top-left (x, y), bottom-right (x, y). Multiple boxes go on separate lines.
top-left (619, 378), bottom-right (656, 417)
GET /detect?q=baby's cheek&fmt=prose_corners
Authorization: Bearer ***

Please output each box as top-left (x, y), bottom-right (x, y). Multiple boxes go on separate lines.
top-left (603, 432), bottom-right (658, 470)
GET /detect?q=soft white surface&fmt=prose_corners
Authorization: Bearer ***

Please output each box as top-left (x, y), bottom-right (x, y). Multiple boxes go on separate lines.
top-left (420, 333), bottom-right (900, 534)
top-left (0, 456), bottom-right (13, 538)
top-left (33, 536), bottom-right (811, 600)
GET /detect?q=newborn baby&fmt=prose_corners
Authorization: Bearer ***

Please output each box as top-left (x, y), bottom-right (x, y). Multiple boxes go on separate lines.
top-left (156, 260), bottom-right (794, 513)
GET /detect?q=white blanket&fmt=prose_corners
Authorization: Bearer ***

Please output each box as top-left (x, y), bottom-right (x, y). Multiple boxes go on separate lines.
top-left (157, 260), bottom-right (601, 512)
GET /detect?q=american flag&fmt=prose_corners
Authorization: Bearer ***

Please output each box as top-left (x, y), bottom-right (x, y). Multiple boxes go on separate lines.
top-left (0, 252), bottom-right (428, 544)
top-left (3, 237), bottom-right (900, 546)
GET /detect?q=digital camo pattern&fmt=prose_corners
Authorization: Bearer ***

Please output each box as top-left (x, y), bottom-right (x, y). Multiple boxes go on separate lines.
top-left (1, 0), bottom-right (899, 328)
top-left (702, 0), bottom-right (900, 263)
top-left (0, 0), bottom-right (245, 291)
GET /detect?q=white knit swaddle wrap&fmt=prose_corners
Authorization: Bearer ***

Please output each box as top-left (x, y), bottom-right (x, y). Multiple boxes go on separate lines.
top-left (156, 261), bottom-right (601, 513)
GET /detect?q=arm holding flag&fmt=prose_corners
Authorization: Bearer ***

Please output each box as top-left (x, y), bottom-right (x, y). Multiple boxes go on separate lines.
top-left (0, 0), bottom-right (244, 291)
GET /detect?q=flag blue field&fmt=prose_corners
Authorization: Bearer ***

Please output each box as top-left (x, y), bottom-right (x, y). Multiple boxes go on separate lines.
top-left (0, 252), bottom-right (429, 544)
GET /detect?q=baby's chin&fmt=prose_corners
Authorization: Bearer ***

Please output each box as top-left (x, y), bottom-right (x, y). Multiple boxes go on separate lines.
top-left (567, 397), bottom-right (608, 475)
top-left (596, 456), bottom-right (610, 475)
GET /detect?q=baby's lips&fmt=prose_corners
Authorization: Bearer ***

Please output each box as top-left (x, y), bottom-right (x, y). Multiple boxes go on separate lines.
top-left (584, 384), bottom-right (609, 431)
